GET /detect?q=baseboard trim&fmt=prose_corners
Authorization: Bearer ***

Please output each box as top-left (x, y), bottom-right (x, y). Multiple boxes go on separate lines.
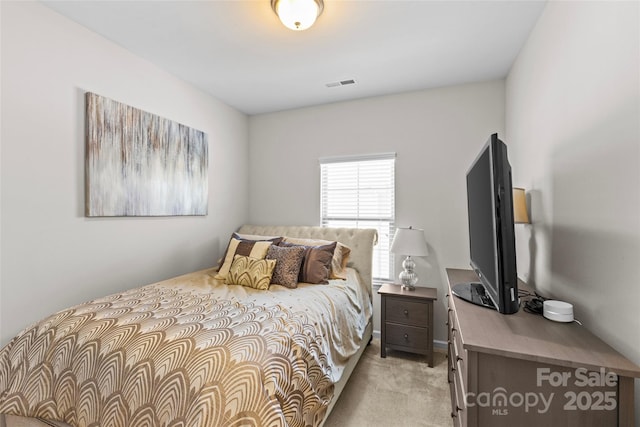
top-left (433, 339), bottom-right (447, 350)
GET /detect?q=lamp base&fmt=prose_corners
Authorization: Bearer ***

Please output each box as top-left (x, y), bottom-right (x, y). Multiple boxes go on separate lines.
top-left (399, 256), bottom-right (418, 291)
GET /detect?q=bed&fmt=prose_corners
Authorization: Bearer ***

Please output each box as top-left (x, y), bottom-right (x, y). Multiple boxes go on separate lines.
top-left (0, 225), bottom-right (377, 427)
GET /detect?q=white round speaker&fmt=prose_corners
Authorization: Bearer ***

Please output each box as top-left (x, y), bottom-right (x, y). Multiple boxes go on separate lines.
top-left (543, 300), bottom-right (574, 322)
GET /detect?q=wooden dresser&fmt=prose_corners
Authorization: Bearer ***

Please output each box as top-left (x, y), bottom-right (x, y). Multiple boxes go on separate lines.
top-left (446, 268), bottom-right (640, 427)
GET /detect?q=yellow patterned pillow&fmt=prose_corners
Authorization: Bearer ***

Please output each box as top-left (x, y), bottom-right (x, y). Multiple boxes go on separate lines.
top-left (227, 255), bottom-right (277, 290)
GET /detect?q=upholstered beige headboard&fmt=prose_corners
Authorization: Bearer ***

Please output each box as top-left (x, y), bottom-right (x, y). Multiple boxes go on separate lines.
top-left (237, 225), bottom-right (378, 297)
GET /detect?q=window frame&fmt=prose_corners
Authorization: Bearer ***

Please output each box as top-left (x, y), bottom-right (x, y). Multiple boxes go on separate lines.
top-left (319, 153), bottom-right (396, 281)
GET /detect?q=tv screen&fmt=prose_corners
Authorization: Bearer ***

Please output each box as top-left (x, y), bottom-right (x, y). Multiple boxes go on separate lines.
top-left (454, 133), bottom-right (519, 314)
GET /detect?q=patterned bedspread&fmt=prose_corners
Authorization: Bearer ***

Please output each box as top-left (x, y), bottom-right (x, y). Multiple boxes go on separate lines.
top-left (0, 267), bottom-right (372, 427)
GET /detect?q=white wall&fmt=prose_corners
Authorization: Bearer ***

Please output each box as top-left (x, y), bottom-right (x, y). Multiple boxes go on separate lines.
top-left (505, 0), bottom-right (640, 422)
top-left (249, 81), bottom-right (505, 340)
top-left (0, 2), bottom-right (249, 346)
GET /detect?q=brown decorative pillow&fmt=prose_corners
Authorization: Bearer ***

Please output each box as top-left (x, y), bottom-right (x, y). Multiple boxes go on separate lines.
top-left (282, 237), bottom-right (351, 280)
top-left (280, 241), bottom-right (337, 284)
top-left (226, 255), bottom-right (276, 290)
top-left (215, 237), bottom-right (280, 280)
top-left (266, 245), bottom-right (305, 289)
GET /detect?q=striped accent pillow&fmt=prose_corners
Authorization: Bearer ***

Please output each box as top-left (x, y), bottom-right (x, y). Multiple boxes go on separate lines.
top-left (227, 255), bottom-right (277, 290)
top-left (215, 238), bottom-right (276, 280)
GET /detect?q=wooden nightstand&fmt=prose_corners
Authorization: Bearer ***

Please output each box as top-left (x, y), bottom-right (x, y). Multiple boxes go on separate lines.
top-left (378, 283), bottom-right (437, 367)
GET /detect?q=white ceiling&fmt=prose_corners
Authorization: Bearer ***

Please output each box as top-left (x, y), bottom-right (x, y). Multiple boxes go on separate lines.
top-left (42, 0), bottom-right (546, 115)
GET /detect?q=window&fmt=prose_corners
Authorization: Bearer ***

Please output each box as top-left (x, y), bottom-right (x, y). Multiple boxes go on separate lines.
top-left (320, 153), bottom-right (396, 280)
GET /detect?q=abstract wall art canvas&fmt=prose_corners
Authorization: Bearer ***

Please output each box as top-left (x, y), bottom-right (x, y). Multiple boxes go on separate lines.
top-left (85, 92), bottom-right (208, 216)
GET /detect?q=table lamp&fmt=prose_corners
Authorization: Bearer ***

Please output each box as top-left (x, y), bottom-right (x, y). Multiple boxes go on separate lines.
top-left (513, 187), bottom-right (530, 224)
top-left (390, 226), bottom-right (429, 290)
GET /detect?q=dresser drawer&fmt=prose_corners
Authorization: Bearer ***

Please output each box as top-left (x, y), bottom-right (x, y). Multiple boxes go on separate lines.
top-left (452, 330), bottom-right (468, 384)
top-left (450, 311), bottom-right (468, 382)
top-left (452, 362), bottom-right (467, 426)
top-left (385, 298), bottom-right (429, 326)
top-left (385, 323), bottom-right (429, 350)
top-left (449, 368), bottom-right (460, 426)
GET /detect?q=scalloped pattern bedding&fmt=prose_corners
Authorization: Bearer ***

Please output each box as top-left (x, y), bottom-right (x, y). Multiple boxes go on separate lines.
top-left (0, 268), bottom-right (372, 427)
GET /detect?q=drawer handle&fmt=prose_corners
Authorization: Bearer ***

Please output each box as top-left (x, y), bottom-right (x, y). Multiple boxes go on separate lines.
top-left (404, 333), bottom-right (409, 341)
top-left (403, 309), bottom-right (409, 316)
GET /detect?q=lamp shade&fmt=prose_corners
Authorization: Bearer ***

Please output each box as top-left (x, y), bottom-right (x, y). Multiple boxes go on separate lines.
top-left (390, 227), bottom-right (429, 257)
top-left (513, 187), bottom-right (530, 224)
top-left (271, 0), bottom-right (324, 31)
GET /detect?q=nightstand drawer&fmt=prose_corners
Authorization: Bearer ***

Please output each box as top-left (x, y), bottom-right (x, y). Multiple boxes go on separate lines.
top-left (385, 298), bottom-right (429, 326)
top-left (385, 323), bottom-right (429, 350)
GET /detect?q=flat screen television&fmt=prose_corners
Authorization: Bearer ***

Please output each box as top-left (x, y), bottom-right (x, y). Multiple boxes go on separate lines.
top-left (452, 133), bottom-right (519, 314)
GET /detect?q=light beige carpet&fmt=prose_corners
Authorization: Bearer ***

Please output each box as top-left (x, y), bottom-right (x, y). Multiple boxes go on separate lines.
top-left (1, 340), bottom-right (451, 427)
top-left (324, 339), bottom-right (451, 427)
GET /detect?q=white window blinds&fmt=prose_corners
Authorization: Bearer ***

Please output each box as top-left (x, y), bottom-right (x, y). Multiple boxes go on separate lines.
top-left (320, 153), bottom-right (396, 280)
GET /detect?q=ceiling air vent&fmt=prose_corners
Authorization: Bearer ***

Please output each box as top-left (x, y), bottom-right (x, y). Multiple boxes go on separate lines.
top-left (325, 79), bottom-right (356, 88)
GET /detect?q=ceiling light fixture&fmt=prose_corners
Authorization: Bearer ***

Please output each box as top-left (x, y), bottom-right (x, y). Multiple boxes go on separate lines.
top-left (271, 0), bottom-right (324, 31)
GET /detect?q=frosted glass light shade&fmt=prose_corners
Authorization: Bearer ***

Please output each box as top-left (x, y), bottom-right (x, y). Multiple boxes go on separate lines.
top-left (271, 0), bottom-right (324, 31)
top-left (513, 187), bottom-right (530, 224)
